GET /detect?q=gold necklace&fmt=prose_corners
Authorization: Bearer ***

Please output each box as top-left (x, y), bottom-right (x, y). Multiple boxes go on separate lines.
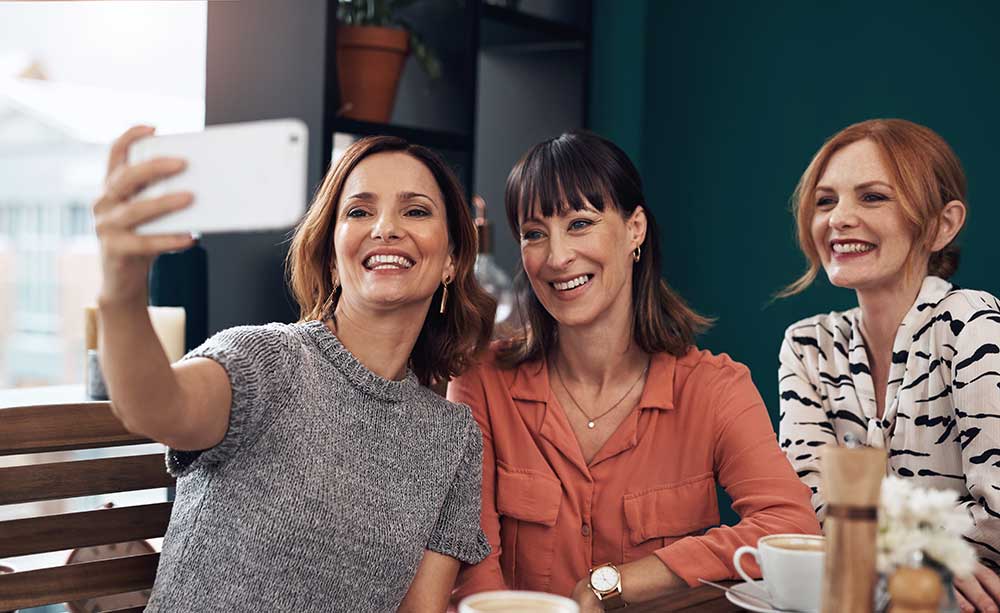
top-left (553, 356), bottom-right (650, 429)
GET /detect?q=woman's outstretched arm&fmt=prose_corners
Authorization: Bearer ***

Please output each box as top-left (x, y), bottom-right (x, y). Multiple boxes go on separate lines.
top-left (95, 126), bottom-right (231, 450)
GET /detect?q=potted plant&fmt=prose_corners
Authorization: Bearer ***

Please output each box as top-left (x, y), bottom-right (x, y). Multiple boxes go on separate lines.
top-left (335, 0), bottom-right (443, 123)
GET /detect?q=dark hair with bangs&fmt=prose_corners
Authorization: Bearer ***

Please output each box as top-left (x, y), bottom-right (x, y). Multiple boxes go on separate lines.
top-left (497, 130), bottom-right (711, 367)
top-left (503, 129), bottom-right (625, 233)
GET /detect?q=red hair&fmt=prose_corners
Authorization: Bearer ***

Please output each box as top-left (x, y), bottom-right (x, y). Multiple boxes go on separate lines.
top-left (781, 118), bottom-right (967, 297)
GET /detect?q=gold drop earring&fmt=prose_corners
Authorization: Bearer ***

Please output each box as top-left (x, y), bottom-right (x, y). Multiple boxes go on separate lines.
top-left (439, 276), bottom-right (452, 314)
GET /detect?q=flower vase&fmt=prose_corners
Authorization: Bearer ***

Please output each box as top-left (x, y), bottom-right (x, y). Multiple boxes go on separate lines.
top-left (926, 558), bottom-right (960, 613)
top-left (879, 559), bottom-right (960, 613)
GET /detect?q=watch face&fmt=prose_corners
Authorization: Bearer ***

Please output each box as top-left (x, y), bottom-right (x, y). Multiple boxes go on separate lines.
top-left (591, 565), bottom-right (620, 591)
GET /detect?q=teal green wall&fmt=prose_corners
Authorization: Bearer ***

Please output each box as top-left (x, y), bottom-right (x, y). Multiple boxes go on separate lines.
top-left (588, 0), bottom-right (648, 168)
top-left (590, 0), bottom-right (1000, 523)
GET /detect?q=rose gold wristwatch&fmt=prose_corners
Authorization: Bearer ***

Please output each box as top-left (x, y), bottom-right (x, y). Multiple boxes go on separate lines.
top-left (589, 562), bottom-right (627, 609)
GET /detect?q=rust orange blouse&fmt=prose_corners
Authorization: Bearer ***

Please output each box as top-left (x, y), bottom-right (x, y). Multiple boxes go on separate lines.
top-left (448, 346), bottom-right (820, 600)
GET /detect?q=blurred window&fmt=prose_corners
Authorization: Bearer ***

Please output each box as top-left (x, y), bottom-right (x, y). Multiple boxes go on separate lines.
top-left (0, 5), bottom-right (207, 607)
top-left (0, 1), bottom-right (206, 389)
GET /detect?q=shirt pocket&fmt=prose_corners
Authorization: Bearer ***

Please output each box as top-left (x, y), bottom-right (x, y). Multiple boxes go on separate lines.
top-left (622, 473), bottom-right (719, 563)
top-left (495, 463), bottom-right (562, 591)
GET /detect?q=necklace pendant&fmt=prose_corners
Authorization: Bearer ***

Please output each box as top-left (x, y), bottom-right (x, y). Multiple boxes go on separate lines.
top-left (587, 421), bottom-right (595, 429)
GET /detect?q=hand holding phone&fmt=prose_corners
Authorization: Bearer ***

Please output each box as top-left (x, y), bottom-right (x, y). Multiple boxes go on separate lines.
top-left (93, 125), bottom-right (197, 305)
top-left (128, 118), bottom-right (309, 235)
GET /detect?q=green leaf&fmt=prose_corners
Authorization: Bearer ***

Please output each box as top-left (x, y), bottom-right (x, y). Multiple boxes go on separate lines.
top-left (338, 0), bottom-right (448, 79)
top-left (394, 17), bottom-right (442, 79)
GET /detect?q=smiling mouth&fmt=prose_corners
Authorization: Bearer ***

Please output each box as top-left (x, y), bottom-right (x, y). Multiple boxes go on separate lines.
top-left (363, 254), bottom-right (414, 270)
top-left (551, 274), bottom-right (593, 291)
top-left (831, 241), bottom-right (876, 254)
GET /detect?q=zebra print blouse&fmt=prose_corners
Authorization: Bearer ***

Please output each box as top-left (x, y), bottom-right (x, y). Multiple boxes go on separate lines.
top-left (778, 275), bottom-right (1000, 570)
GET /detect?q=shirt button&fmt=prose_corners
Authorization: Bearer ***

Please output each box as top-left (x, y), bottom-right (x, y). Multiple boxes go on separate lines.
top-left (581, 524), bottom-right (591, 537)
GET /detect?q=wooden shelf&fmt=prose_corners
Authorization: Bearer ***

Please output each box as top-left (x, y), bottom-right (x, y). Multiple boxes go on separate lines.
top-left (479, 4), bottom-right (587, 48)
top-left (330, 118), bottom-right (470, 151)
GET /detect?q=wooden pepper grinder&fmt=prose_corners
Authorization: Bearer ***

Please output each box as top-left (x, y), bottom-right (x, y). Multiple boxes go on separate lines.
top-left (821, 446), bottom-right (887, 613)
top-left (888, 566), bottom-right (943, 613)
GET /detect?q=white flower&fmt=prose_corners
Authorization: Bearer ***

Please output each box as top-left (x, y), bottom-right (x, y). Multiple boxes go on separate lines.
top-left (877, 476), bottom-right (977, 578)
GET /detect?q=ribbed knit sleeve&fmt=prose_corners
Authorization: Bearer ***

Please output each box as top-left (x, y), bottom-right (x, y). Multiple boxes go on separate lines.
top-left (148, 321), bottom-right (497, 612)
top-left (166, 324), bottom-right (295, 477)
top-left (426, 418), bottom-right (493, 565)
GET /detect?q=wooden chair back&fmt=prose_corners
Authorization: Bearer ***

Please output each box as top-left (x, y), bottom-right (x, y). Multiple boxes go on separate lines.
top-left (0, 402), bottom-right (175, 612)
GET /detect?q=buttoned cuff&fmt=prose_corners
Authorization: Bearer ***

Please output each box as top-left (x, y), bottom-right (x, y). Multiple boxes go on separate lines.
top-left (655, 536), bottom-right (735, 587)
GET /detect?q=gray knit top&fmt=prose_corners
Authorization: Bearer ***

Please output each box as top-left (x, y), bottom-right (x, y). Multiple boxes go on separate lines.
top-left (145, 320), bottom-right (491, 612)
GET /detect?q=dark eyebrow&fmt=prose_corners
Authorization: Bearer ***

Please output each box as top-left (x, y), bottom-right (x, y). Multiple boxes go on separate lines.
top-left (344, 192), bottom-right (376, 202)
top-left (398, 191), bottom-right (433, 201)
top-left (398, 191), bottom-right (439, 209)
top-left (815, 180), bottom-right (894, 192)
top-left (854, 181), bottom-right (894, 191)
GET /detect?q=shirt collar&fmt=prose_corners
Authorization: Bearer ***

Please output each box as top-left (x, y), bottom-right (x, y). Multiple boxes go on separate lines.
top-left (508, 350), bottom-right (677, 411)
top-left (902, 275), bottom-right (954, 341)
top-left (637, 351), bottom-right (676, 410)
top-left (850, 275), bottom-right (954, 345)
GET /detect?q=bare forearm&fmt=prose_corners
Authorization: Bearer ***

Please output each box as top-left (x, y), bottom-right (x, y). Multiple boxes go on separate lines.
top-left (573, 556), bottom-right (686, 611)
top-left (397, 550), bottom-right (459, 613)
top-left (620, 555), bottom-right (686, 603)
top-left (91, 126), bottom-right (223, 447)
top-left (97, 295), bottom-right (185, 440)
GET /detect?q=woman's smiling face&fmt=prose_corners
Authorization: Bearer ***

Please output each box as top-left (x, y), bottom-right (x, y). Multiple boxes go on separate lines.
top-left (810, 139), bottom-right (921, 292)
top-left (333, 151), bottom-right (454, 312)
top-left (518, 198), bottom-right (644, 329)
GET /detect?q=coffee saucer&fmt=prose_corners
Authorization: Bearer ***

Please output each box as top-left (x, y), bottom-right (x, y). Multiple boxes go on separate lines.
top-left (725, 579), bottom-right (806, 612)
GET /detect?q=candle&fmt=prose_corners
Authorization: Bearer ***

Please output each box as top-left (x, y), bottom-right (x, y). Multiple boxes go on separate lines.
top-left (84, 307), bottom-right (106, 399)
top-left (84, 306), bottom-right (99, 351)
top-left (147, 306), bottom-right (186, 363)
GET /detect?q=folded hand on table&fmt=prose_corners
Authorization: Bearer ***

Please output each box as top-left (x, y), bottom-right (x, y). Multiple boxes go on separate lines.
top-left (570, 579), bottom-right (603, 613)
top-left (955, 562), bottom-right (1000, 613)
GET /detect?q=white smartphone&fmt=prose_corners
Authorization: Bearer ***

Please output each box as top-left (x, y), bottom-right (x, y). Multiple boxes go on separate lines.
top-left (128, 119), bottom-right (309, 235)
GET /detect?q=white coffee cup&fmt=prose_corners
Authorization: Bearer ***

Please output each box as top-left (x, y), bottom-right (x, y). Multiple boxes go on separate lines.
top-left (459, 590), bottom-right (579, 613)
top-left (733, 533), bottom-right (825, 612)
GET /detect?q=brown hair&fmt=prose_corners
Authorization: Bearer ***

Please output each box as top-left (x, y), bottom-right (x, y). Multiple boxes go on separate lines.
top-left (497, 130), bottom-right (711, 368)
top-left (781, 118), bottom-right (967, 297)
top-left (286, 136), bottom-right (495, 385)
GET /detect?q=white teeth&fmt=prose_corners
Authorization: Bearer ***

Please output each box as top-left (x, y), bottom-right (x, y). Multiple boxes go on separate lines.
top-left (552, 275), bottom-right (591, 291)
top-left (832, 242), bottom-right (875, 254)
top-left (364, 254), bottom-right (414, 269)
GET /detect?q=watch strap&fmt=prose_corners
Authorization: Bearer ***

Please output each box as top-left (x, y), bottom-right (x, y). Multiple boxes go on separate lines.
top-left (589, 563), bottom-right (628, 610)
top-left (597, 591), bottom-right (627, 610)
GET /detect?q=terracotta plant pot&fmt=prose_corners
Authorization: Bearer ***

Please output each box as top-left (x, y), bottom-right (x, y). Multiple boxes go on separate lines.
top-left (336, 24), bottom-right (410, 123)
